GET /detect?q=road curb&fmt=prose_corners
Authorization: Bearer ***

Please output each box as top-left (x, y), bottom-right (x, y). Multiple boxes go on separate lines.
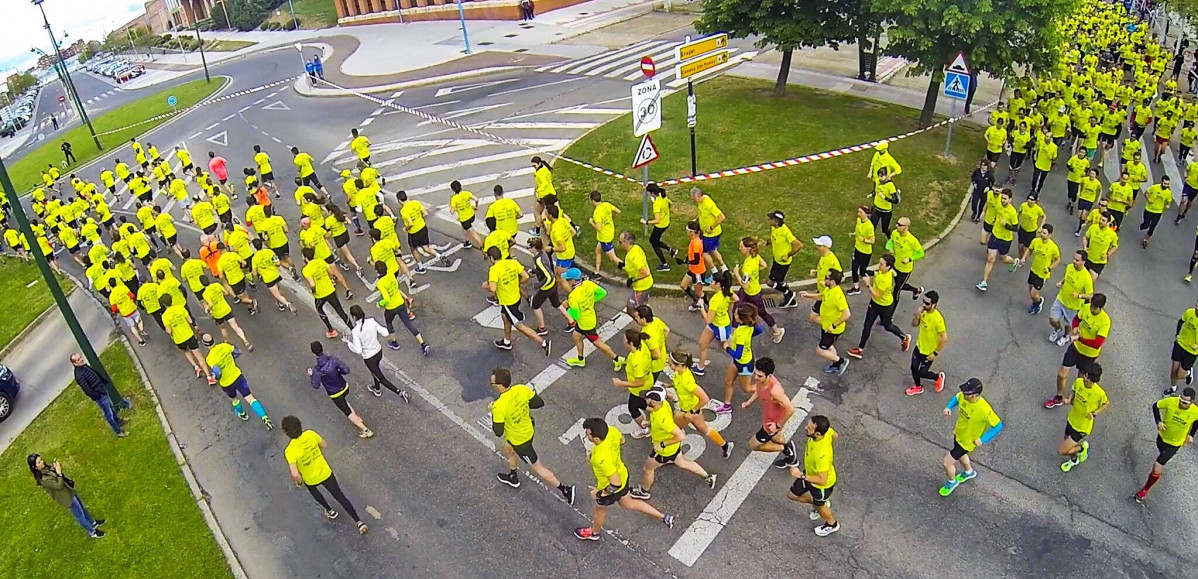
top-left (0, 283), bottom-right (78, 361)
top-left (61, 270), bottom-right (249, 579)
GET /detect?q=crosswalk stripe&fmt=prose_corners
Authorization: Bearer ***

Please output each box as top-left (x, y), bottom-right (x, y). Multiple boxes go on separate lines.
top-left (544, 39), bottom-right (658, 74)
top-left (587, 43), bottom-right (675, 77)
top-left (404, 167), bottom-right (535, 197)
top-left (475, 121), bottom-right (599, 130)
top-left (384, 150), bottom-right (543, 183)
top-left (553, 40), bottom-right (667, 75)
top-left (615, 46), bottom-right (678, 80)
top-left (435, 188), bottom-right (536, 212)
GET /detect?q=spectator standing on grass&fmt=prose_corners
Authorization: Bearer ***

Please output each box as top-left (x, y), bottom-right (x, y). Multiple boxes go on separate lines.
top-left (71, 353), bottom-right (130, 437)
top-left (61, 141), bottom-right (76, 166)
top-left (28, 454), bottom-right (108, 538)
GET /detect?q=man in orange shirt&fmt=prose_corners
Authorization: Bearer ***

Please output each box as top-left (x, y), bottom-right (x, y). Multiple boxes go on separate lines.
top-left (200, 238), bottom-right (222, 276)
top-left (677, 220), bottom-right (706, 311)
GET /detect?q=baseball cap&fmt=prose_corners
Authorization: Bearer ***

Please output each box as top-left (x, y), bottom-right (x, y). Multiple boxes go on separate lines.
top-left (767, 211), bottom-right (785, 222)
top-left (959, 378), bottom-right (984, 395)
top-left (643, 386), bottom-right (667, 403)
top-left (813, 235), bottom-right (833, 248)
top-left (562, 268), bottom-right (583, 281)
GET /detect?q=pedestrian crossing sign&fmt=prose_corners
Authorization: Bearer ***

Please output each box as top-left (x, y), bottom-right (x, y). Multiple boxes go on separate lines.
top-left (944, 72), bottom-right (969, 100)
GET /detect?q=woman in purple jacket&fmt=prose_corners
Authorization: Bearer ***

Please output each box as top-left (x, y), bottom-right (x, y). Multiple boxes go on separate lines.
top-left (308, 341), bottom-right (374, 438)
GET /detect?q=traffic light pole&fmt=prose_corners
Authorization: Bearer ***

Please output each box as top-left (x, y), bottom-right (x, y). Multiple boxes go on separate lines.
top-left (0, 156), bottom-right (121, 400)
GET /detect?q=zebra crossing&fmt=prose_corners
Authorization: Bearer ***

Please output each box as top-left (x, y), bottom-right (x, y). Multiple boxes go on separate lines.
top-left (84, 88), bottom-right (121, 106)
top-left (535, 39), bottom-right (741, 84)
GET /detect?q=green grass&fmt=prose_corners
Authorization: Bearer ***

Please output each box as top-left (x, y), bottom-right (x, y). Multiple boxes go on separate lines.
top-left (266, 0), bottom-right (340, 29)
top-left (0, 260), bottom-right (73, 351)
top-left (9, 79), bottom-right (224, 194)
top-left (553, 76), bottom-right (987, 284)
top-left (203, 39), bottom-right (257, 52)
top-left (0, 345), bottom-right (233, 579)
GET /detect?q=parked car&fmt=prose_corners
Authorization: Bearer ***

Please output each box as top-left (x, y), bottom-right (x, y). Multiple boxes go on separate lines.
top-left (0, 364), bottom-right (21, 423)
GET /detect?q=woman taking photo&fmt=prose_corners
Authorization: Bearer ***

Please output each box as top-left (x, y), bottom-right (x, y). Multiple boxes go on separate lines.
top-left (28, 454), bottom-right (107, 538)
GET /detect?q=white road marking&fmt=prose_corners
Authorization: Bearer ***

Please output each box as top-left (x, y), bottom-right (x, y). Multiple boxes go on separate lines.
top-left (238, 106), bottom-right (250, 113)
top-left (205, 130), bottom-right (228, 147)
top-left (252, 98), bottom-right (266, 105)
top-left (189, 132), bottom-right (202, 139)
top-left (489, 76), bottom-right (584, 97)
top-left (262, 100), bottom-right (291, 111)
top-left (503, 106), bottom-right (626, 121)
top-left (475, 121), bottom-right (599, 130)
top-left (382, 150), bottom-right (547, 183)
top-left (404, 167), bottom-right (534, 197)
top-left (390, 90), bottom-right (405, 98)
top-left (668, 378), bottom-right (817, 567)
top-left (415, 103), bottom-right (512, 126)
top-left (433, 78), bottom-right (520, 98)
top-left (359, 117), bottom-right (375, 127)
top-left (205, 123), bottom-right (219, 130)
top-left (222, 114), bottom-right (236, 121)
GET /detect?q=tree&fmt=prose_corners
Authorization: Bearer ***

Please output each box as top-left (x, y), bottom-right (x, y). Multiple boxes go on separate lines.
top-left (6, 72), bottom-right (36, 96)
top-left (227, 0), bottom-right (271, 31)
top-left (697, 0), bottom-right (858, 96)
top-left (874, 0), bottom-right (1075, 126)
top-left (79, 40), bottom-right (102, 63)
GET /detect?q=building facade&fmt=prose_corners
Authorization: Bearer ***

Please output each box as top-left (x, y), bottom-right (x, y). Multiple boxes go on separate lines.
top-left (335, 0), bottom-right (587, 25)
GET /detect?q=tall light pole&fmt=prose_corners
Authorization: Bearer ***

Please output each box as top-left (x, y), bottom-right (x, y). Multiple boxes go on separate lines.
top-left (0, 155), bottom-right (122, 400)
top-left (286, 0), bottom-right (299, 29)
top-left (32, 0), bottom-right (101, 151)
top-left (189, 23), bottom-right (211, 83)
top-left (455, 0), bottom-right (472, 55)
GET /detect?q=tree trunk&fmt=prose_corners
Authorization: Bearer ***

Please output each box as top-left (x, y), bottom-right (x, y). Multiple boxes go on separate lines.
top-left (870, 27), bottom-right (882, 81)
top-left (774, 48), bottom-right (793, 97)
top-left (920, 75), bottom-right (941, 128)
top-left (857, 32), bottom-right (870, 81)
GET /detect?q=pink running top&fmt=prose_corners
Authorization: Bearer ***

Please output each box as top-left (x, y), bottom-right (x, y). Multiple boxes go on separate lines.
top-left (208, 156), bottom-right (228, 180)
top-left (756, 375), bottom-right (786, 427)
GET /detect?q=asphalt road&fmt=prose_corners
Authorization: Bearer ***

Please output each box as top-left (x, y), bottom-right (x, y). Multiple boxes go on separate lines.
top-left (13, 29), bottom-right (1198, 578)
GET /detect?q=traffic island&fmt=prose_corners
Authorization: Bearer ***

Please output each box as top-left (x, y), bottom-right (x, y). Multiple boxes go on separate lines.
top-left (552, 75), bottom-right (987, 283)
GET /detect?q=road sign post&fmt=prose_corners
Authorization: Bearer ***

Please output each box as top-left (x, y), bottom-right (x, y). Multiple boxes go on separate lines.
top-left (675, 33), bottom-right (728, 177)
top-left (167, 94), bottom-right (177, 114)
top-left (633, 134), bottom-right (660, 234)
top-left (942, 52), bottom-right (970, 156)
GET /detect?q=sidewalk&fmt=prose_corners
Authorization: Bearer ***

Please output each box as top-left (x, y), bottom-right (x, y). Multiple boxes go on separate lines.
top-left (0, 288), bottom-right (113, 454)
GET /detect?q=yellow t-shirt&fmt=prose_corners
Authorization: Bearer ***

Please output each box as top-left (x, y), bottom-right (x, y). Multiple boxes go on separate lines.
top-left (370, 237), bottom-right (402, 276)
top-left (622, 246), bottom-right (653, 292)
top-left (1084, 225), bottom-right (1118, 264)
top-left (624, 345), bottom-right (653, 395)
top-left (350, 136), bottom-right (371, 160)
top-left (285, 430), bottom-right (333, 485)
top-left (303, 259), bottom-right (336, 299)
top-left (550, 218), bottom-right (575, 260)
top-left (252, 248), bottom-right (281, 284)
top-left (730, 324), bottom-right (753, 365)
top-left (109, 288), bottom-right (138, 316)
top-left (491, 384), bottom-right (536, 446)
top-left (591, 202), bottom-right (616, 243)
top-left (770, 225), bottom-right (797, 265)
top-left (162, 304), bottom-right (194, 345)
top-left (202, 283), bottom-right (233, 319)
top-left (259, 216), bottom-right (289, 249)
top-left (1057, 264), bottom-right (1093, 311)
top-left (589, 428), bottom-right (628, 490)
top-left (673, 369), bottom-right (701, 412)
top-left (953, 393), bottom-right (1001, 452)
top-left (400, 200), bottom-right (426, 234)
top-left (1018, 202), bottom-right (1045, 233)
top-left (871, 269), bottom-right (895, 307)
top-left (206, 342), bottom-right (242, 387)
top-left (488, 258), bottom-right (524, 307)
top-left (450, 191), bottom-right (475, 223)
top-left (642, 318), bottom-right (668, 373)
top-left (917, 309), bottom-right (945, 355)
top-left (697, 196), bottom-right (723, 236)
top-left (1028, 238), bottom-right (1060, 280)
top-left (567, 280), bottom-right (600, 330)
top-left (991, 203), bottom-right (1018, 242)
top-left (819, 286), bottom-right (849, 334)
top-left (740, 255), bottom-right (764, 296)
top-left (853, 218), bottom-right (874, 254)
top-left (652, 195), bottom-right (671, 229)
top-left (804, 427), bottom-right (837, 489)
top-left (1156, 397), bottom-right (1198, 446)
top-left (1177, 309), bottom-right (1198, 356)
top-left (293, 152), bottom-right (315, 177)
top-left (1066, 379), bottom-right (1108, 435)
top-left (486, 198), bottom-right (521, 237)
top-left (1072, 307), bottom-right (1110, 358)
top-left (649, 401), bottom-right (680, 456)
top-left (708, 291), bottom-right (732, 327)
top-left (254, 151), bottom-right (272, 175)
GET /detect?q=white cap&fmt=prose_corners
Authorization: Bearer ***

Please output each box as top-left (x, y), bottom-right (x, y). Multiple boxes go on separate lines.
top-left (813, 235), bottom-right (833, 248)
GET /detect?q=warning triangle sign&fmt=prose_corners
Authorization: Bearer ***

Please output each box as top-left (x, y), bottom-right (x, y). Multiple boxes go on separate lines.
top-left (632, 134), bottom-right (659, 169)
top-left (947, 52), bottom-right (970, 74)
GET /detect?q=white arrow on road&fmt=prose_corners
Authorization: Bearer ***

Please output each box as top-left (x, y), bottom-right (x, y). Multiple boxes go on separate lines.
top-left (434, 78), bottom-right (520, 98)
top-left (205, 130), bottom-right (228, 147)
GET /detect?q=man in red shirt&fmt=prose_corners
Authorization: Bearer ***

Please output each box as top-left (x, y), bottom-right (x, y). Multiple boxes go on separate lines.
top-left (208, 151), bottom-right (233, 194)
top-left (741, 357), bottom-right (799, 468)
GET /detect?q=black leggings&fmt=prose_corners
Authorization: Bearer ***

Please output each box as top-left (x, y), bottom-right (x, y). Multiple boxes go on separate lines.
top-left (384, 305), bottom-right (421, 337)
top-left (1141, 211), bottom-right (1163, 237)
top-left (306, 473), bottom-right (360, 522)
top-left (363, 351), bottom-right (402, 394)
top-left (892, 270), bottom-right (920, 301)
top-left (969, 188), bottom-right (986, 221)
top-left (1067, 181), bottom-right (1079, 203)
top-left (870, 210), bottom-right (893, 238)
top-left (1030, 168), bottom-right (1049, 193)
top-left (648, 226), bottom-right (673, 265)
top-left (850, 250), bottom-right (872, 284)
top-left (911, 351), bottom-right (938, 387)
top-left (315, 293), bottom-right (350, 332)
top-left (858, 302), bottom-right (904, 349)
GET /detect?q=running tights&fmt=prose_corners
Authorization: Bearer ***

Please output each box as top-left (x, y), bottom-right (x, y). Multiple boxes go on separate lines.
top-left (858, 302), bottom-right (905, 349)
top-left (850, 250), bottom-right (872, 284)
top-left (891, 271), bottom-right (920, 301)
top-left (363, 351), bottom-right (402, 394)
top-left (315, 294), bottom-right (350, 332)
top-left (648, 226), bottom-right (673, 265)
top-left (306, 474), bottom-right (360, 522)
top-left (1030, 168), bottom-right (1049, 194)
top-left (911, 351), bottom-right (937, 387)
top-left (384, 305), bottom-right (421, 337)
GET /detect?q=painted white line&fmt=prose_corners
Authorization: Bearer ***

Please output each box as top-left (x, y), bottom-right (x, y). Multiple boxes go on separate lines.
top-left (547, 39), bottom-right (658, 74)
top-left (222, 114), bottom-right (235, 121)
top-left (532, 312), bottom-right (633, 393)
top-left (370, 107), bottom-right (385, 116)
top-left (436, 188), bottom-right (536, 211)
top-left (360, 117), bottom-right (375, 127)
top-left (382, 150), bottom-right (549, 183)
top-left (189, 132), bottom-right (202, 139)
top-left (433, 78), bottom-right (520, 98)
top-left (574, 40), bottom-right (672, 75)
top-left (404, 167), bottom-right (534, 197)
top-left (614, 46), bottom-right (678, 80)
top-left (415, 103), bottom-right (512, 126)
top-left (489, 76), bottom-right (584, 98)
top-left (668, 379), bottom-right (817, 567)
top-left (504, 106), bottom-right (625, 121)
top-left (365, 142), bottom-right (500, 170)
top-left (238, 106), bottom-right (251, 113)
top-left (271, 136), bottom-right (282, 143)
top-left (475, 121), bottom-right (599, 130)
top-left (204, 123), bottom-right (219, 130)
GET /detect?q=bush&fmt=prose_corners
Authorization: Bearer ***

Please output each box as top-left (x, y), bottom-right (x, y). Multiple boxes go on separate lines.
top-left (270, 21), bottom-right (284, 30)
top-left (283, 19), bottom-right (297, 31)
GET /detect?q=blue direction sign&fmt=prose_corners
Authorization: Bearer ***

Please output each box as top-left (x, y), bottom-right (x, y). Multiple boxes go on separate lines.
top-left (167, 95), bottom-right (178, 107)
top-left (943, 72), bottom-right (969, 100)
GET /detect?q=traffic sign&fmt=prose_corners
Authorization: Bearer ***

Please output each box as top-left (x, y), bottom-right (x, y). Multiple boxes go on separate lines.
top-left (631, 78), bottom-right (661, 137)
top-left (676, 33), bottom-right (728, 62)
top-left (167, 95), bottom-right (177, 107)
top-left (676, 51), bottom-right (730, 81)
top-left (641, 56), bottom-right (656, 79)
top-left (943, 72), bottom-right (969, 100)
top-left (947, 51), bottom-right (970, 74)
top-left (632, 134), bottom-right (659, 168)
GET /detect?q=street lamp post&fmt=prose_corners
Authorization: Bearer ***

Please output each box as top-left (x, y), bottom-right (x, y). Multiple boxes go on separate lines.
top-left (287, 0), bottom-right (299, 29)
top-left (0, 156), bottom-right (121, 400)
top-left (32, 0), bottom-right (102, 151)
top-left (454, 0), bottom-right (472, 55)
top-left (191, 24), bottom-right (211, 83)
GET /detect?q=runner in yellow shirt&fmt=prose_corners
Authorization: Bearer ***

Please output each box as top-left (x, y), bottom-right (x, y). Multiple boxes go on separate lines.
top-left (1168, 301), bottom-right (1198, 394)
top-left (1049, 293), bottom-right (1110, 409)
top-left (488, 367), bottom-right (576, 503)
top-left (484, 247), bottom-right (551, 356)
top-left (1140, 176), bottom-right (1173, 248)
top-left (447, 180), bottom-right (484, 249)
top-left (976, 189), bottom-right (1018, 291)
top-left (766, 211), bottom-right (802, 305)
top-left (302, 248), bottom-right (352, 339)
top-left (1134, 388), bottom-right (1198, 502)
top-left (1015, 193), bottom-right (1046, 268)
top-left (734, 236), bottom-right (786, 343)
top-left (1082, 211), bottom-right (1118, 281)
top-left (251, 239), bottom-right (296, 313)
top-left (349, 128), bottom-right (372, 166)
top-left (573, 417), bottom-right (674, 540)
top-left (159, 295), bottom-right (215, 384)
top-left (589, 191), bottom-right (621, 273)
top-left (253, 144), bottom-right (280, 197)
top-left (485, 185), bottom-right (522, 238)
top-left (619, 231), bottom-right (654, 318)
top-left (1059, 363), bottom-right (1109, 472)
top-left (939, 378), bottom-right (1003, 496)
top-left (628, 386), bottom-right (717, 501)
top-left (1024, 224), bottom-right (1060, 315)
top-left (291, 146), bottom-right (327, 194)
top-left (281, 417), bottom-right (368, 533)
top-left (787, 414), bottom-right (840, 537)
top-left (530, 156), bottom-right (555, 237)
top-left (396, 190), bottom-right (449, 273)
top-left (200, 276), bottom-right (254, 349)
top-left (691, 187), bottom-right (727, 271)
